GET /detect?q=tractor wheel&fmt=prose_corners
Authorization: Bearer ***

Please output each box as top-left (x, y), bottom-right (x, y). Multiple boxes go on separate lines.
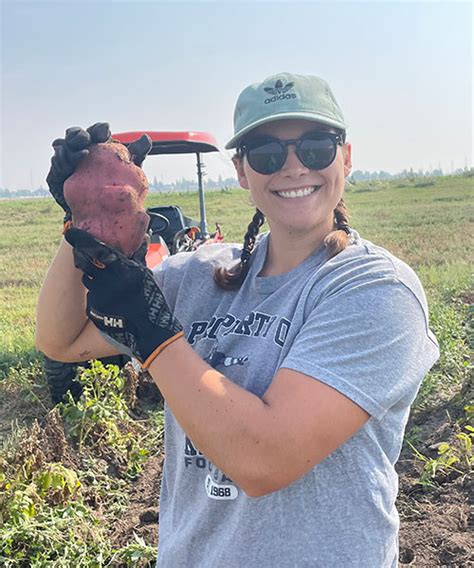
top-left (43, 354), bottom-right (129, 404)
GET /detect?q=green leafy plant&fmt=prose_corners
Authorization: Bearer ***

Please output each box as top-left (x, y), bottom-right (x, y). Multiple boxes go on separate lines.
top-left (59, 360), bottom-right (155, 478)
top-left (34, 462), bottom-right (81, 504)
top-left (408, 409), bottom-right (473, 487)
top-left (0, 361), bottom-right (164, 566)
top-left (112, 533), bottom-right (157, 566)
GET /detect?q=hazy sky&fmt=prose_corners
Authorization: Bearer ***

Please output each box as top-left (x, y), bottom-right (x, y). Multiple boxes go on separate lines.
top-left (1, 0), bottom-right (472, 190)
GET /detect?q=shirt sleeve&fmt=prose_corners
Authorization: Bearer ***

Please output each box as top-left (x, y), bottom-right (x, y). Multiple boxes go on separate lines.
top-left (152, 256), bottom-right (169, 289)
top-left (152, 254), bottom-right (187, 311)
top-left (280, 277), bottom-right (440, 420)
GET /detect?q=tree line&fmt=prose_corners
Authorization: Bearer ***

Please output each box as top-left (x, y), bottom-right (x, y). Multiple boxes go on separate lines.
top-left (1, 167), bottom-right (471, 198)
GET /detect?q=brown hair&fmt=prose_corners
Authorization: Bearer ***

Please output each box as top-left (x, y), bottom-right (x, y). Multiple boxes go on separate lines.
top-left (323, 198), bottom-right (351, 257)
top-left (214, 208), bottom-right (265, 290)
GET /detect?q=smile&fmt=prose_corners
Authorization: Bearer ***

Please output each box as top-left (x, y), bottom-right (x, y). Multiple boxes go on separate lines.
top-left (274, 186), bottom-right (321, 199)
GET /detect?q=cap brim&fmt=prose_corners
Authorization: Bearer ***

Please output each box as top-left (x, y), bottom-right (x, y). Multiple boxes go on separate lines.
top-left (225, 112), bottom-right (347, 149)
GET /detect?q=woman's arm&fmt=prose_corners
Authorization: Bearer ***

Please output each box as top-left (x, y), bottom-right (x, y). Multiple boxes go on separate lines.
top-left (35, 238), bottom-right (119, 361)
top-left (148, 337), bottom-right (369, 498)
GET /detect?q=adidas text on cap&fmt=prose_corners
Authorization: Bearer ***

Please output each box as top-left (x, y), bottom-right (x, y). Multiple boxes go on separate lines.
top-left (225, 72), bottom-right (347, 149)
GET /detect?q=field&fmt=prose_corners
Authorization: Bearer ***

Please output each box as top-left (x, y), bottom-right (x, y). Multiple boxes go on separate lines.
top-left (0, 174), bottom-right (472, 566)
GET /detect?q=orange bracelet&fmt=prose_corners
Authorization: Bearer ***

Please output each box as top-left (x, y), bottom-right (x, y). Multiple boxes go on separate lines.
top-left (141, 331), bottom-right (185, 369)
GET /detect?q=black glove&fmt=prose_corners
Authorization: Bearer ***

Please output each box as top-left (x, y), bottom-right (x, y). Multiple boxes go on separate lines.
top-left (46, 123), bottom-right (152, 227)
top-left (64, 228), bottom-right (183, 368)
top-left (46, 123), bottom-right (111, 225)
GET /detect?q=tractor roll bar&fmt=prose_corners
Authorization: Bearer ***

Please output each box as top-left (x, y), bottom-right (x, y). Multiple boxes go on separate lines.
top-left (113, 131), bottom-right (220, 236)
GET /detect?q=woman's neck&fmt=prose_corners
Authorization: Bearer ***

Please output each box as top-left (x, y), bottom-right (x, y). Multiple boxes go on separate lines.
top-left (259, 222), bottom-right (333, 277)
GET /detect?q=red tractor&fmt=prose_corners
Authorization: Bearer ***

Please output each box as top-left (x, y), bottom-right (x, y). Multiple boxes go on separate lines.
top-left (44, 131), bottom-right (222, 403)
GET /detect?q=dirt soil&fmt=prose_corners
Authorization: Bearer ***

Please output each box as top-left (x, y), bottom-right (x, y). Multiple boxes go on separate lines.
top-left (1, 372), bottom-right (471, 567)
top-left (110, 453), bottom-right (163, 552)
top-left (109, 398), bottom-right (473, 567)
top-left (396, 379), bottom-right (473, 567)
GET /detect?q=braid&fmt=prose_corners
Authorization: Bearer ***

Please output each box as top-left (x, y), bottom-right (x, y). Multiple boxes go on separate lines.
top-left (241, 209), bottom-right (265, 262)
top-left (323, 198), bottom-right (352, 258)
top-left (214, 209), bottom-right (265, 290)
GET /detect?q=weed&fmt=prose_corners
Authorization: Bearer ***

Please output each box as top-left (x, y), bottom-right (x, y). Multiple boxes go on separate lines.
top-left (0, 362), bottom-right (163, 566)
top-left (414, 294), bottom-right (471, 408)
top-left (408, 408), bottom-right (473, 487)
top-left (60, 361), bottom-right (162, 479)
top-left (404, 425), bottom-right (422, 448)
top-left (111, 533), bottom-right (157, 566)
top-left (414, 179), bottom-right (436, 188)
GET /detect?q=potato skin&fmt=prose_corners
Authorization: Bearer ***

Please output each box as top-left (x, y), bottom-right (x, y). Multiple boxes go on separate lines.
top-left (64, 142), bottom-right (150, 257)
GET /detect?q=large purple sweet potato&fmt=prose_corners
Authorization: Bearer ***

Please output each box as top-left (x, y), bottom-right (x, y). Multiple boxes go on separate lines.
top-left (64, 141), bottom-right (149, 257)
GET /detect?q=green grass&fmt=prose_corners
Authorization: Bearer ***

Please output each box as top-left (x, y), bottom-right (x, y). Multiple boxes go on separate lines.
top-left (0, 175), bottom-right (472, 395)
top-left (0, 176), bottom-right (474, 404)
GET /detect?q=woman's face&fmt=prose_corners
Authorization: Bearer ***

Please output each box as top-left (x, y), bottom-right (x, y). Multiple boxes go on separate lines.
top-left (233, 119), bottom-right (352, 238)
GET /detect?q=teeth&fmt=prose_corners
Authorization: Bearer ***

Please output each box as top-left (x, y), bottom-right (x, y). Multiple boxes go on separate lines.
top-left (276, 186), bottom-right (318, 199)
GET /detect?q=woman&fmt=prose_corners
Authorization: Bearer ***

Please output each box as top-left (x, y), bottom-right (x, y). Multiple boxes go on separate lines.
top-left (37, 72), bottom-right (440, 567)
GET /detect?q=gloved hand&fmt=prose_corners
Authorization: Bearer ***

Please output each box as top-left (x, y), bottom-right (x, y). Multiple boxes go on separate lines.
top-left (64, 228), bottom-right (183, 368)
top-left (46, 123), bottom-right (111, 226)
top-left (46, 123), bottom-right (152, 229)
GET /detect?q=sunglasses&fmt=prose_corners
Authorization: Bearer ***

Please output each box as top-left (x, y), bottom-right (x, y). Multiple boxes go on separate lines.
top-left (239, 130), bottom-right (345, 175)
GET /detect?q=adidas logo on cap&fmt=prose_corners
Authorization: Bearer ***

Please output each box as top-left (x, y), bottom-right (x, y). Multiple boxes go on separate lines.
top-left (263, 80), bottom-right (297, 104)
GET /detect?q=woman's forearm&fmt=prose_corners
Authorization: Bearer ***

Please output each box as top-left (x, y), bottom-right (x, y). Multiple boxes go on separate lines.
top-left (36, 238), bottom-right (88, 356)
top-left (148, 337), bottom-right (270, 496)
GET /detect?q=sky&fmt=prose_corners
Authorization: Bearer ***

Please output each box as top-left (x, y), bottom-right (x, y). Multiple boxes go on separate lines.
top-left (0, 0), bottom-right (472, 190)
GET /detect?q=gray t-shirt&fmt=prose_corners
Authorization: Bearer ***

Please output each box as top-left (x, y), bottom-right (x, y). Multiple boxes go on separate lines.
top-left (152, 229), bottom-right (439, 568)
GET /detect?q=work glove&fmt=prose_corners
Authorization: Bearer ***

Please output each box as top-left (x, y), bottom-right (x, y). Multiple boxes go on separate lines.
top-left (64, 228), bottom-right (184, 368)
top-left (46, 122), bottom-right (152, 229)
top-left (46, 123), bottom-right (111, 227)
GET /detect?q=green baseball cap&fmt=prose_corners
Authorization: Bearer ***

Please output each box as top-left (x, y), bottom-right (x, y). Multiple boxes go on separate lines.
top-left (225, 72), bottom-right (347, 149)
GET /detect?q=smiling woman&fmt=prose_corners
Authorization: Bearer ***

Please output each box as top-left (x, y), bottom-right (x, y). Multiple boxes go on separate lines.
top-left (36, 72), bottom-right (440, 568)
top-left (217, 74), bottom-right (352, 285)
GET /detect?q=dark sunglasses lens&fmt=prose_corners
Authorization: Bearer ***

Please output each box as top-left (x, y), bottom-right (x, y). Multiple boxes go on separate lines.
top-left (247, 141), bottom-right (286, 174)
top-left (298, 136), bottom-right (337, 170)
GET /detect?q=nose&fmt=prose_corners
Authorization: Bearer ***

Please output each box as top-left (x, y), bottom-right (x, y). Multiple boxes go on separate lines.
top-left (280, 144), bottom-right (309, 177)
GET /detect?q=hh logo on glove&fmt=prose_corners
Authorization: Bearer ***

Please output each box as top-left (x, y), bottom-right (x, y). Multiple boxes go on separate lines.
top-left (89, 309), bottom-right (125, 329)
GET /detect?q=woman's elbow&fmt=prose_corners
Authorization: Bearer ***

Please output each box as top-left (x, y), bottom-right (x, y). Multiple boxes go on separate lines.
top-left (241, 476), bottom-right (289, 499)
top-left (35, 331), bottom-right (51, 357)
top-left (35, 337), bottom-right (66, 362)
top-left (239, 462), bottom-right (294, 498)
top-left (35, 330), bottom-right (76, 362)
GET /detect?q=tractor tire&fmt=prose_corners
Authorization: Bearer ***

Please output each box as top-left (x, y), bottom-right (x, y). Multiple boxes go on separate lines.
top-left (43, 354), bottom-right (129, 404)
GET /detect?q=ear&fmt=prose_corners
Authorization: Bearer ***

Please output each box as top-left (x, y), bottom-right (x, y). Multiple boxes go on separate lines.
top-left (232, 155), bottom-right (250, 190)
top-left (343, 143), bottom-right (352, 178)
